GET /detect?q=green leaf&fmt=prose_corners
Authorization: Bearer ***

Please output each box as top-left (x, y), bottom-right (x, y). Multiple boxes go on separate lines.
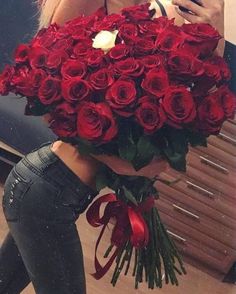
top-left (75, 139), bottom-right (96, 156)
top-left (166, 127), bottom-right (188, 154)
top-left (132, 136), bottom-right (157, 171)
top-left (95, 172), bottom-right (108, 191)
top-left (160, 127), bottom-right (189, 172)
top-left (187, 131), bottom-right (208, 147)
top-left (118, 125), bottom-right (137, 161)
top-left (164, 147), bottom-right (186, 172)
top-left (122, 186), bottom-right (138, 206)
top-left (118, 138), bottom-right (137, 161)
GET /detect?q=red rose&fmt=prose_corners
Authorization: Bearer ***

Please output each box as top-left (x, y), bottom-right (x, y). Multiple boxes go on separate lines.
top-left (108, 44), bottom-right (131, 60)
top-left (152, 16), bottom-right (174, 34)
top-left (93, 14), bottom-right (125, 31)
top-left (134, 37), bottom-right (156, 55)
top-left (138, 21), bottom-right (159, 37)
top-left (196, 92), bottom-right (225, 135)
top-left (193, 56), bottom-right (231, 96)
top-left (106, 79), bottom-right (137, 117)
top-left (182, 23), bottom-right (220, 40)
top-left (156, 25), bottom-right (183, 52)
top-left (55, 26), bottom-right (71, 40)
top-left (140, 54), bottom-right (165, 70)
top-left (14, 44), bottom-right (30, 64)
top-left (29, 46), bottom-right (49, 69)
top-left (182, 23), bottom-right (221, 58)
top-left (38, 76), bottom-right (61, 105)
top-left (141, 68), bottom-right (169, 98)
top-left (50, 102), bottom-right (77, 137)
top-left (31, 23), bottom-right (59, 48)
top-left (217, 86), bottom-right (236, 119)
top-left (61, 59), bottom-right (87, 79)
top-left (121, 3), bottom-right (153, 22)
top-left (118, 23), bottom-right (139, 45)
top-left (191, 76), bottom-right (216, 97)
top-left (77, 102), bottom-right (118, 143)
top-left (72, 40), bottom-right (92, 57)
top-left (162, 86), bottom-right (196, 127)
top-left (46, 50), bottom-right (69, 70)
top-left (30, 69), bottom-right (47, 92)
top-left (0, 65), bottom-right (15, 95)
top-left (168, 50), bottom-right (204, 80)
top-left (114, 58), bottom-right (143, 77)
top-left (86, 49), bottom-right (105, 67)
top-left (204, 56), bottom-right (231, 84)
top-left (67, 27), bottom-right (89, 41)
top-left (90, 68), bottom-right (114, 90)
top-left (11, 66), bottom-right (35, 97)
top-left (135, 96), bottom-right (166, 134)
top-left (50, 37), bottom-right (74, 52)
top-left (62, 77), bottom-right (91, 103)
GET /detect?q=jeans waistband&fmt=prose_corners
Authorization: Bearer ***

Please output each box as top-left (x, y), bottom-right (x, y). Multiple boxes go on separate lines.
top-left (22, 143), bottom-right (97, 196)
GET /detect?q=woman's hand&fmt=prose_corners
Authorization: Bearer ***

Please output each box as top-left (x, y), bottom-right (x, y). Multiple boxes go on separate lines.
top-left (92, 153), bottom-right (169, 179)
top-left (42, 113), bottom-right (52, 126)
top-left (171, 0), bottom-right (225, 56)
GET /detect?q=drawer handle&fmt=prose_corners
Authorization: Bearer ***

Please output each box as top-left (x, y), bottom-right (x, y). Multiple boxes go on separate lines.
top-left (173, 204), bottom-right (200, 221)
top-left (167, 230), bottom-right (186, 243)
top-left (199, 156), bottom-right (229, 174)
top-left (218, 132), bottom-right (236, 145)
top-left (186, 180), bottom-right (214, 199)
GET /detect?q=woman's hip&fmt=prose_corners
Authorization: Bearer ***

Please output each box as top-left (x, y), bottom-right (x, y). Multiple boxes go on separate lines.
top-left (2, 142), bottom-right (98, 224)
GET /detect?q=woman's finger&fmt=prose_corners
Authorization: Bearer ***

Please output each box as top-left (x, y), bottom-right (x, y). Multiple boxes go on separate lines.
top-left (201, 0), bottom-right (224, 9)
top-left (174, 5), bottom-right (202, 23)
top-left (171, 0), bottom-right (203, 15)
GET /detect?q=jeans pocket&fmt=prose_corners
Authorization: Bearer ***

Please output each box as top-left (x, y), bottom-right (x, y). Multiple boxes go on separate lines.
top-left (3, 167), bottom-right (32, 222)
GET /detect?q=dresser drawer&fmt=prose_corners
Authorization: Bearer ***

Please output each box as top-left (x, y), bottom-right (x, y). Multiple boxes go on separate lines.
top-left (221, 120), bottom-right (236, 137)
top-left (192, 143), bottom-right (236, 170)
top-left (167, 163), bottom-right (235, 202)
top-left (207, 135), bottom-right (236, 157)
top-left (158, 212), bottom-right (236, 274)
top-left (156, 178), bottom-right (236, 229)
top-left (156, 196), bottom-right (236, 250)
top-left (187, 152), bottom-right (236, 188)
top-left (186, 165), bottom-right (235, 200)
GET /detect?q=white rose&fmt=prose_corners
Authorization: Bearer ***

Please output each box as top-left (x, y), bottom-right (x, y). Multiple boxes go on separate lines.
top-left (92, 30), bottom-right (118, 53)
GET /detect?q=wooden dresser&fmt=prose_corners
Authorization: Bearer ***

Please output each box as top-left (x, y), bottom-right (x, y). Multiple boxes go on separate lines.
top-left (156, 119), bottom-right (236, 280)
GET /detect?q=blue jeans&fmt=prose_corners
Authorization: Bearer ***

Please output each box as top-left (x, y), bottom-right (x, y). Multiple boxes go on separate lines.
top-left (0, 143), bottom-right (98, 294)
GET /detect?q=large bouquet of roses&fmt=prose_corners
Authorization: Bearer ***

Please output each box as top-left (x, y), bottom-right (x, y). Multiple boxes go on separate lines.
top-left (0, 3), bottom-right (235, 289)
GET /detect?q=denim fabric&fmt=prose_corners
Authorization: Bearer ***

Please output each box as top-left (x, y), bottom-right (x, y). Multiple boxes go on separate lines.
top-left (0, 142), bottom-right (98, 294)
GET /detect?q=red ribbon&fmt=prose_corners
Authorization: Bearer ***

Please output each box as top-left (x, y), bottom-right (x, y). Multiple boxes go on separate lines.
top-left (86, 193), bottom-right (155, 279)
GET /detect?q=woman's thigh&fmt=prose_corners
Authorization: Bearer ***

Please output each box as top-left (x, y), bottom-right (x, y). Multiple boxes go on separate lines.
top-left (0, 232), bottom-right (31, 293)
top-left (1, 145), bottom-right (97, 294)
top-left (8, 219), bottom-right (86, 294)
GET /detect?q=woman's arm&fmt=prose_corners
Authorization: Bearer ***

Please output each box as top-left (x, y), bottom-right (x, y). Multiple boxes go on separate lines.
top-left (171, 0), bottom-right (225, 56)
top-left (92, 153), bottom-right (170, 178)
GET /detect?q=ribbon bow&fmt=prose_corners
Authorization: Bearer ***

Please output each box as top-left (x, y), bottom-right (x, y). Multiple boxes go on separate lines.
top-left (86, 193), bottom-right (155, 279)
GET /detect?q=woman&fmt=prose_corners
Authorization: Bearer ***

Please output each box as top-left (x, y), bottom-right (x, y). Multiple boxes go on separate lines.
top-left (0, 1), bottom-right (225, 293)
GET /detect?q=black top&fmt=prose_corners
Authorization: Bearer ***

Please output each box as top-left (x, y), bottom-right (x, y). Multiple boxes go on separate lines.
top-left (224, 41), bottom-right (236, 94)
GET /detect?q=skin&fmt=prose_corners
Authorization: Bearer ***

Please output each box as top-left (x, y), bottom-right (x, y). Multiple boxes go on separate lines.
top-left (48, 0), bottom-right (225, 189)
